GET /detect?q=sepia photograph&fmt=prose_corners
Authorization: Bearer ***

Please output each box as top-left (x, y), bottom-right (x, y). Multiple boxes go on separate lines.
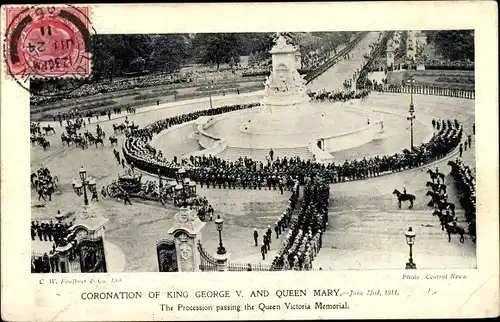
top-left (28, 29), bottom-right (476, 273)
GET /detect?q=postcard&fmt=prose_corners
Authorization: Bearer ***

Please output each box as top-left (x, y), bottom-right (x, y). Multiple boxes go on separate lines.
top-left (1, 2), bottom-right (498, 321)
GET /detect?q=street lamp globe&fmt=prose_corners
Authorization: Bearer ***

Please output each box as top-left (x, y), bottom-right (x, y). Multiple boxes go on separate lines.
top-left (79, 166), bottom-right (87, 181)
top-left (405, 226), bottom-right (416, 245)
top-left (215, 215), bottom-right (223, 232)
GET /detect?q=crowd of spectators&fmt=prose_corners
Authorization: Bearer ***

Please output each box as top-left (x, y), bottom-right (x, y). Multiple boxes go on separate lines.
top-left (30, 72), bottom-right (206, 107)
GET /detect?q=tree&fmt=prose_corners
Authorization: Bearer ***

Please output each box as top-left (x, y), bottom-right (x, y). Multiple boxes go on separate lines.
top-left (129, 57), bottom-right (146, 73)
top-left (229, 56), bottom-right (236, 69)
top-left (192, 33), bottom-right (242, 70)
top-left (90, 34), bottom-right (154, 79)
top-left (423, 30), bottom-right (474, 61)
top-left (149, 34), bottom-right (188, 73)
top-left (248, 53), bottom-right (255, 67)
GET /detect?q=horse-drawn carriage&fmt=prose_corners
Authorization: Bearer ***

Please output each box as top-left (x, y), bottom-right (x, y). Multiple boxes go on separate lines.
top-left (107, 172), bottom-right (143, 198)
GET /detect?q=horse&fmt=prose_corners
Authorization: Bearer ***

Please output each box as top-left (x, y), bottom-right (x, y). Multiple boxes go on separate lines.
top-left (426, 181), bottom-right (447, 194)
top-left (37, 187), bottom-right (52, 201)
top-left (113, 124), bottom-right (126, 133)
top-left (109, 136), bottom-right (118, 146)
top-left (75, 137), bottom-right (88, 150)
top-left (445, 222), bottom-right (466, 243)
top-left (128, 124), bottom-right (139, 131)
top-left (41, 139), bottom-right (50, 151)
top-left (30, 136), bottom-right (38, 145)
top-left (61, 133), bottom-right (73, 146)
top-left (392, 189), bottom-right (416, 209)
top-left (447, 160), bottom-right (459, 170)
top-left (94, 137), bottom-right (104, 148)
top-left (427, 169), bottom-right (445, 182)
top-left (42, 125), bottom-right (55, 135)
top-left (426, 191), bottom-right (456, 215)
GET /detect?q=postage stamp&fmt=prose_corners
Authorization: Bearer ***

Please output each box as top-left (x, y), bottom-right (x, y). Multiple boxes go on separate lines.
top-left (3, 5), bottom-right (93, 81)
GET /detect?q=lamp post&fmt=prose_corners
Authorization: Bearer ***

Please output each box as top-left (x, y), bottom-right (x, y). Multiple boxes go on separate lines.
top-left (157, 169), bottom-right (162, 187)
top-left (208, 80), bottom-right (214, 110)
top-left (215, 215), bottom-right (226, 255)
top-left (406, 76), bottom-right (416, 150)
top-left (78, 166), bottom-right (89, 206)
top-left (405, 226), bottom-right (417, 269)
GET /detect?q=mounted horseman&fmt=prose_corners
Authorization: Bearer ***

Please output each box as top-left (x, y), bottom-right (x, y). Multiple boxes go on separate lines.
top-left (392, 188), bottom-right (416, 209)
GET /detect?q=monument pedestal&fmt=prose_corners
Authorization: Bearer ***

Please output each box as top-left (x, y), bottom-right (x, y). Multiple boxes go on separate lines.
top-left (214, 253), bottom-right (229, 272)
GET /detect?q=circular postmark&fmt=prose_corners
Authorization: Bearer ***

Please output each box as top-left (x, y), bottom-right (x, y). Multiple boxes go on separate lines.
top-left (3, 5), bottom-right (96, 97)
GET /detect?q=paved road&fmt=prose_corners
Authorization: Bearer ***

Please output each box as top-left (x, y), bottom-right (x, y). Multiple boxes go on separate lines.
top-left (307, 31), bottom-right (380, 92)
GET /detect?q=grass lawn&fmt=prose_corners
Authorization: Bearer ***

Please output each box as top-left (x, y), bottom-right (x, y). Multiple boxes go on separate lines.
top-left (387, 70), bottom-right (474, 89)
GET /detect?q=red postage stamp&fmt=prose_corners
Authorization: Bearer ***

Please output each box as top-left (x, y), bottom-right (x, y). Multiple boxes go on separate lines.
top-left (4, 5), bottom-right (93, 80)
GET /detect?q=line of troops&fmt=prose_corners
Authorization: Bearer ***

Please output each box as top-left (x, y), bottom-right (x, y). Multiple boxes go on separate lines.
top-left (31, 217), bottom-right (73, 245)
top-left (449, 159), bottom-right (476, 243)
top-left (32, 251), bottom-right (61, 273)
top-left (31, 215), bottom-right (76, 273)
top-left (254, 180), bottom-right (299, 257)
top-left (426, 165), bottom-right (468, 244)
top-left (431, 120), bottom-right (472, 158)
top-left (270, 179), bottom-right (330, 271)
top-left (121, 90), bottom-right (464, 188)
top-left (198, 171), bottom-right (290, 193)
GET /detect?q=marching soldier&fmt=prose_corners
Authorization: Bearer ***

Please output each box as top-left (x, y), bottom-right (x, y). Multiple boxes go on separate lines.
top-left (274, 222), bottom-right (280, 239)
top-left (253, 229), bottom-right (259, 246)
top-left (260, 242), bottom-right (266, 260)
top-left (31, 224), bottom-right (36, 240)
top-left (266, 225), bottom-right (272, 245)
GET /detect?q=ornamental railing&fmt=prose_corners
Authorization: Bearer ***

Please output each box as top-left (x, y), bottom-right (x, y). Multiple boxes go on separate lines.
top-left (374, 84), bottom-right (475, 99)
top-left (197, 240), bottom-right (273, 272)
top-left (227, 262), bottom-right (272, 272)
top-left (197, 240), bottom-right (218, 272)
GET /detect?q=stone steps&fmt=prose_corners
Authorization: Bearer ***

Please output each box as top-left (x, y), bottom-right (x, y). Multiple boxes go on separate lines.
top-left (216, 145), bottom-right (314, 162)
